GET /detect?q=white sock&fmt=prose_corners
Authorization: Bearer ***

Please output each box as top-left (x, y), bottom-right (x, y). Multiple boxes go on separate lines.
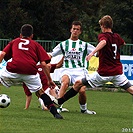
top-left (38, 98), bottom-right (44, 108)
top-left (80, 103), bottom-right (87, 111)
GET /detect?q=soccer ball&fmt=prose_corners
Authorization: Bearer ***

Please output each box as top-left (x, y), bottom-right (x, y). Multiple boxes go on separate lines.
top-left (0, 94), bottom-right (11, 108)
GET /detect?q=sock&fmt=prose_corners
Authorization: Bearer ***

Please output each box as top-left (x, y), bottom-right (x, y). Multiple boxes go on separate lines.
top-left (40, 93), bottom-right (58, 116)
top-left (58, 87), bottom-right (78, 105)
top-left (38, 98), bottom-right (44, 107)
top-left (80, 103), bottom-right (87, 111)
top-left (49, 106), bottom-right (58, 117)
top-left (40, 93), bottom-right (53, 108)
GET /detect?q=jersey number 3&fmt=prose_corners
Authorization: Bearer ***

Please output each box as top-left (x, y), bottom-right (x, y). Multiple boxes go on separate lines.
top-left (112, 44), bottom-right (117, 59)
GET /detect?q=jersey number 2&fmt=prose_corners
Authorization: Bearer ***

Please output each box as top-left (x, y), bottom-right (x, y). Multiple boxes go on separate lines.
top-left (18, 39), bottom-right (29, 50)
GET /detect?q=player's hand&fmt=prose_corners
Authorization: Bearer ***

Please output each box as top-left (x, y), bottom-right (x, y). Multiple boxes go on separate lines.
top-left (47, 63), bottom-right (51, 70)
top-left (48, 80), bottom-right (56, 89)
top-left (86, 53), bottom-right (93, 61)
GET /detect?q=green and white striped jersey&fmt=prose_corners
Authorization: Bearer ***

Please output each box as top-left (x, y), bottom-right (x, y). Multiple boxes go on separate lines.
top-left (51, 39), bottom-right (95, 68)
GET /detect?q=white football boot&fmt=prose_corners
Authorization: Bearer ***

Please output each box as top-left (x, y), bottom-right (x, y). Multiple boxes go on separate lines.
top-left (81, 109), bottom-right (96, 114)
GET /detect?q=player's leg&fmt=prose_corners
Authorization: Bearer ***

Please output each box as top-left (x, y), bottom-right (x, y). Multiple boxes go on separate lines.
top-left (71, 68), bottom-right (96, 114)
top-left (56, 75), bottom-right (95, 105)
top-left (49, 85), bottom-right (69, 113)
top-left (55, 74), bottom-right (70, 112)
top-left (113, 74), bottom-right (133, 95)
top-left (0, 68), bottom-right (19, 87)
top-left (79, 86), bottom-right (96, 114)
top-left (38, 98), bottom-right (48, 110)
top-left (23, 83), bottom-right (32, 109)
top-left (24, 95), bottom-right (32, 109)
top-left (56, 79), bottom-right (83, 105)
top-left (58, 75), bottom-right (70, 98)
top-left (49, 86), bottom-right (58, 98)
top-left (38, 86), bottom-right (60, 111)
top-left (36, 89), bottom-right (63, 119)
top-left (126, 86), bottom-right (133, 94)
top-left (24, 74), bottom-right (63, 119)
top-left (56, 72), bottom-right (103, 106)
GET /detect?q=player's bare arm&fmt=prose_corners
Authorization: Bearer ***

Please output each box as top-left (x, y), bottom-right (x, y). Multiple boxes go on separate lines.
top-left (41, 61), bottom-right (56, 89)
top-left (86, 40), bottom-right (106, 61)
top-left (56, 57), bottom-right (64, 68)
top-left (0, 51), bottom-right (6, 63)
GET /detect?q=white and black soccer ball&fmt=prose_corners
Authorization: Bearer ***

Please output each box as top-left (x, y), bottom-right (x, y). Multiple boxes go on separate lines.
top-left (0, 94), bottom-right (11, 108)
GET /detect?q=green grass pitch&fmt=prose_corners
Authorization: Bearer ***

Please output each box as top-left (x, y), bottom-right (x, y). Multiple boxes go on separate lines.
top-left (0, 85), bottom-right (132, 133)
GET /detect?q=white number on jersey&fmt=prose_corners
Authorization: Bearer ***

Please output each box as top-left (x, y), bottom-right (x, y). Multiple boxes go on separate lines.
top-left (18, 39), bottom-right (29, 50)
top-left (112, 44), bottom-right (117, 59)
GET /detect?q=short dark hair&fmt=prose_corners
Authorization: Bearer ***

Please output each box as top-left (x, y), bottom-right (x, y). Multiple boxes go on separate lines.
top-left (20, 24), bottom-right (33, 37)
top-left (71, 21), bottom-right (82, 30)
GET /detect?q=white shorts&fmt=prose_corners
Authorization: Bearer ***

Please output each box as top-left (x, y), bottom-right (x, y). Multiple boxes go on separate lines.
top-left (86, 71), bottom-right (129, 88)
top-left (59, 68), bottom-right (88, 85)
top-left (0, 68), bottom-right (42, 93)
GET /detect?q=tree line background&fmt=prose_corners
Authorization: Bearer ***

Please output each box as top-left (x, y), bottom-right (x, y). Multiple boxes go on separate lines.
top-left (0, 0), bottom-right (133, 43)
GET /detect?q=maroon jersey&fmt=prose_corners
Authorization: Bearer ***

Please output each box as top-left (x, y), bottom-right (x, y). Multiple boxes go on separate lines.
top-left (3, 37), bottom-right (50, 75)
top-left (97, 32), bottom-right (125, 76)
top-left (23, 64), bottom-right (57, 96)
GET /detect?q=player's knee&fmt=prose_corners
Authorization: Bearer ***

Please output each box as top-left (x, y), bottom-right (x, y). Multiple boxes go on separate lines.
top-left (74, 80), bottom-right (83, 89)
top-left (79, 86), bottom-right (86, 93)
top-left (79, 90), bottom-right (86, 96)
top-left (61, 75), bottom-right (70, 85)
top-left (61, 81), bottom-right (69, 89)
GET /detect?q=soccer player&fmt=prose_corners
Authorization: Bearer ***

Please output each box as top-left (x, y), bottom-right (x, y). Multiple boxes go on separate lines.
top-left (23, 61), bottom-right (69, 112)
top-left (51, 21), bottom-right (96, 114)
top-left (0, 24), bottom-right (63, 119)
top-left (53, 15), bottom-right (133, 107)
top-left (23, 63), bottom-right (59, 110)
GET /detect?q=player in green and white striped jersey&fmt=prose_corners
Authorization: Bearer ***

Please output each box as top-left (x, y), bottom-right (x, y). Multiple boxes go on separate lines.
top-left (51, 21), bottom-right (96, 114)
top-left (52, 38), bottom-right (95, 69)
